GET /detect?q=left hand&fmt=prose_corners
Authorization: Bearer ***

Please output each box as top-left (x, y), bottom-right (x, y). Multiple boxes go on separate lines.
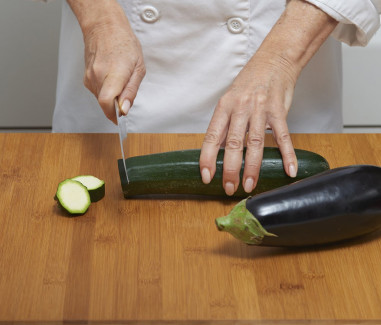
top-left (199, 50), bottom-right (298, 196)
top-left (199, 0), bottom-right (338, 196)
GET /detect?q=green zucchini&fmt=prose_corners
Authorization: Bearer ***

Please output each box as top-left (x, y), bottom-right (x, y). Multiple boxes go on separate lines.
top-left (71, 175), bottom-right (105, 202)
top-left (55, 179), bottom-right (91, 215)
top-left (118, 147), bottom-right (330, 198)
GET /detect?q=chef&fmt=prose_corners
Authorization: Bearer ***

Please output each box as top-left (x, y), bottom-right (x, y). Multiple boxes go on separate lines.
top-left (52, 0), bottom-right (380, 195)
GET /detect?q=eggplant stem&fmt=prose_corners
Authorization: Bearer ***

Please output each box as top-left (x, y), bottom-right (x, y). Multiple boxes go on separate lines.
top-left (215, 198), bottom-right (277, 245)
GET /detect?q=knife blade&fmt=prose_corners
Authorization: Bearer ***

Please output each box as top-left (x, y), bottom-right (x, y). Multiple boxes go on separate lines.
top-left (115, 99), bottom-right (129, 184)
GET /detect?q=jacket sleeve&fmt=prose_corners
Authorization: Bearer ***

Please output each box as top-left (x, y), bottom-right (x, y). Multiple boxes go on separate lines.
top-left (304, 0), bottom-right (381, 46)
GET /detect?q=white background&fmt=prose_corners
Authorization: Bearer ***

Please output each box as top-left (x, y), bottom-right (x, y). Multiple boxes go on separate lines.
top-left (0, 0), bottom-right (380, 132)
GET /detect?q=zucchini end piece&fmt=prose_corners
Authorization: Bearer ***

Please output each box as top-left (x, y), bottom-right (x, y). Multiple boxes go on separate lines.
top-left (215, 198), bottom-right (277, 245)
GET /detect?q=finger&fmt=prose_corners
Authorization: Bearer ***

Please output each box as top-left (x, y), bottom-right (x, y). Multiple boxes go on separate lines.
top-left (199, 106), bottom-right (230, 185)
top-left (98, 72), bottom-right (130, 124)
top-left (119, 61), bottom-right (146, 115)
top-left (271, 117), bottom-right (298, 178)
top-left (242, 113), bottom-right (267, 193)
top-left (222, 109), bottom-right (249, 196)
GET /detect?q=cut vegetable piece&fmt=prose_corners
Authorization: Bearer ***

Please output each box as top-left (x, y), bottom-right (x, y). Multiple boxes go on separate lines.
top-left (71, 175), bottom-right (105, 202)
top-left (55, 179), bottom-right (91, 215)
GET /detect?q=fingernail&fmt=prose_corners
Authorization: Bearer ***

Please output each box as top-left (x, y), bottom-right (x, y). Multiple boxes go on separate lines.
top-left (289, 163), bottom-right (297, 178)
top-left (244, 177), bottom-right (254, 193)
top-left (225, 182), bottom-right (235, 196)
top-left (201, 168), bottom-right (211, 184)
top-left (121, 100), bottom-right (131, 115)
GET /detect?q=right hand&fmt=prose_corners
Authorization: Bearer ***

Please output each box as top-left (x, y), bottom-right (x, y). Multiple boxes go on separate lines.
top-left (83, 14), bottom-right (145, 124)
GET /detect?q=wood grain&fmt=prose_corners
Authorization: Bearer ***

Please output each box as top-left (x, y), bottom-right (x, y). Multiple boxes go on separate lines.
top-left (1, 133), bottom-right (381, 324)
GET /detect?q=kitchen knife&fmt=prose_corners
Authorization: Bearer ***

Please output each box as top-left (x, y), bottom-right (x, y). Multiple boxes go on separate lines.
top-left (115, 99), bottom-right (129, 183)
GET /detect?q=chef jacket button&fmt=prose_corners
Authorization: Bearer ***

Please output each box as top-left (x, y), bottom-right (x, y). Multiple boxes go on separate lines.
top-left (227, 17), bottom-right (245, 34)
top-left (141, 6), bottom-right (160, 23)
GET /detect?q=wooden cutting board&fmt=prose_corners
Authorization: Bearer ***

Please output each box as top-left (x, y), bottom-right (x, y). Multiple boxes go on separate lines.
top-left (1, 133), bottom-right (381, 323)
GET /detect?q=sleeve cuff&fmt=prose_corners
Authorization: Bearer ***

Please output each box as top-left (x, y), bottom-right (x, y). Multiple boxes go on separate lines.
top-left (304, 0), bottom-right (381, 46)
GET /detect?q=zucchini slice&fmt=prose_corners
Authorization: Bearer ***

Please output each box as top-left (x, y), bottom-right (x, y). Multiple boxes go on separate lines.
top-left (55, 179), bottom-right (91, 215)
top-left (118, 147), bottom-right (330, 198)
top-left (71, 175), bottom-right (105, 202)
top-left (216, 165), bottom-right (381, 247)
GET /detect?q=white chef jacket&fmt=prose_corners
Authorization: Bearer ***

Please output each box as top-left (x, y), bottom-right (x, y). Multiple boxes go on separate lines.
top-left (52, 0), bottom-right (381, 133)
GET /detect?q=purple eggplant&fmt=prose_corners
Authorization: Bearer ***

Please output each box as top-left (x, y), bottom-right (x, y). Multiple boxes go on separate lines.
top-left (215, 165), bottom-right (381, 247)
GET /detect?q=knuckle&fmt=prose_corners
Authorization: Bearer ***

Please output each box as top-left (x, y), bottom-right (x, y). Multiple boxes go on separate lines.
top-left (220, 92), bottom-right (254, 110)
top-left (84, 68), bottom-right (91, 82)
top-left (217, 95), bottom-right (230, 109)
top-left (246, 134), bottom-right (264, 149)
top-left (238, 93), bottom-right (255, 108)
top-left (256, 93), bottom-right (268, 107)
top-left (204, 130), bottom-right (221, 146)
top-left (125, 83), bottom-right (139, 96)
top-left (137, 64), bottom-right (146, 77)
top-left (225, 135), bottom-right (244, 151)
top-left (253, 87), bottom-right (269, 106)
top-left (98, 94), bottom-right (112, 108)
top-left (83, 71), bottom-right (93, 90)
top-left (277, 132), bottom-right (291, 144)
top-left (92, 61), bottom-right (106, 78)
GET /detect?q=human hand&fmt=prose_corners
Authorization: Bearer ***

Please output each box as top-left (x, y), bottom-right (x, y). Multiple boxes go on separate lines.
top-left (83, 21), bottom-right (145, 123)
top-left (199, 51), bottom-right (298, 196)
top-left (68, 0), bottom-right (145, 124)
top-left (199, 0), bottom-right (338, 196)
